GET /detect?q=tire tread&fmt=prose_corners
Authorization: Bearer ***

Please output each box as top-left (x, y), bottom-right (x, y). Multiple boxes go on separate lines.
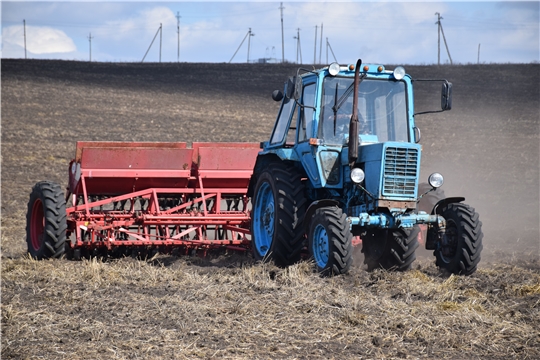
top-left (364, 227), bottom-right (420, 272)
top-left (435, 203), bottom-right (483, 275)
top-left (26, 181), bottom-right (67, 260)
top-left (309, 207), bottom-right (352, 276)
top-left (252, 162), bottom-right (306, 267)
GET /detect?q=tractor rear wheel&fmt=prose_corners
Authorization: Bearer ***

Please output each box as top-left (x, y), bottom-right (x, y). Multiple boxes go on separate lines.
top-left (435, 203), bottom-right (483, 275)
top-left (308, 206), bottom-right (353, 276)
top-left (363, 227), bottom-right (420, 271)
top-left (251, 162), bottom-right (306, 267)
top-left (26, 181), bottom-right (67, 259)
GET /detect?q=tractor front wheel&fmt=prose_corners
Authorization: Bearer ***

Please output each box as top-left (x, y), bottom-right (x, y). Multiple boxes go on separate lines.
top-left (308, 206), bottom-right (353, 276)
top-left (26, 181), bottom-right (67, 259)
top-left (363, 227), bottom-right (420, 271)
top-left (251, 162), bottom-right (306, 267)
top-left (435, 203), bottom-right (483, 275)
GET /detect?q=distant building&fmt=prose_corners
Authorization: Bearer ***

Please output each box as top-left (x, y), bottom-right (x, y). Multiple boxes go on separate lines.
top-left (256, 58), bottom-right (279, 64)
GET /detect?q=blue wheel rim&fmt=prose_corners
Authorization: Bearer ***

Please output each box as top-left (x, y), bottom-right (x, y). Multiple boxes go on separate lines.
top-left (253, 182), bottom-right (274, 257)
top-left (312, 224), bottom-right (329, 268)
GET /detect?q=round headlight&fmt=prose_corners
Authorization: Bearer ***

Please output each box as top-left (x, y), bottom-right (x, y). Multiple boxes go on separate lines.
top-left (393, 66), bottom-right (406, 80)
top-left (428, 172), bottom-right (444, 188)
top-left (328, 62), bottom-right (340, 76)
top-left (351, 168), bottom-right (365, 184)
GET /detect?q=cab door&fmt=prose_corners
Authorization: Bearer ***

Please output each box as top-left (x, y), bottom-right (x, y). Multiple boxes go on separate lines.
top-left (294, 80), bottom-right (323, 187)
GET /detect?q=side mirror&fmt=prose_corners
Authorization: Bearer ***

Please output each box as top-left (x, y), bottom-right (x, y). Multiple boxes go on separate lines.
top-left (441, 81), bottom-right (452, 111)
top-left (286, 76), bottom-right (296, 99)
top-left (272, 90), bottom-right (283, 102)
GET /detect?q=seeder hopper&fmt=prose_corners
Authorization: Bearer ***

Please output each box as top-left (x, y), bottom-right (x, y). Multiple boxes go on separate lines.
top-left (27, 141), bottom-right (260, 259)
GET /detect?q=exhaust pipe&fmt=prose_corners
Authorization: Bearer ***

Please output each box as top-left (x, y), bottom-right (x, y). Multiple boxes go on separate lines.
top-left (348, 59), bottom-right (362, 167)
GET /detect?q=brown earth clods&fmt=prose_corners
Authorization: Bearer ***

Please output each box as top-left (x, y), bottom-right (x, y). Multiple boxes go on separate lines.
top-left (1, 60), bottom-right (539, 359)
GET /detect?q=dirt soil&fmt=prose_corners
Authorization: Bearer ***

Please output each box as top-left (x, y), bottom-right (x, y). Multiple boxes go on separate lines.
top-left (2, 59), bottom-right (539, 359)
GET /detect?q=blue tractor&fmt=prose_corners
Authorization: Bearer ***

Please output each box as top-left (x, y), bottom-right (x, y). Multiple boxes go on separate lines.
top-left (249, 59), bottom-right (483, 276)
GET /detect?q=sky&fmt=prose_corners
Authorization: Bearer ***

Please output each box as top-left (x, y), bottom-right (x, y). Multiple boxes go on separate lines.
top-left (1, 1), bottom-right (539, 65)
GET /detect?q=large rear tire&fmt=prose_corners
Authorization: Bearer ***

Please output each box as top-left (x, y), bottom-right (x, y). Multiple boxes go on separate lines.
top-left (251, 162), bottom-right (306, 267)
top-left (363, 227), bottom-right (420, 271)
top-left (435, 203), bottom-right (483, 275)
top-left (26, 181), bottom-right (67, 259)
top-left (308, 206), bottom-right (353, 276)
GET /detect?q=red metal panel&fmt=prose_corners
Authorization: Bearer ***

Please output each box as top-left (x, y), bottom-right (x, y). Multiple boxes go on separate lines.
top-left (192, 141), bottom-right (260, 150)
top-left (80, 147), bottom-right (193, 170)
top-left (75, 141), bottom-right (187, 162)
top-left (81, 169), bottom-right (191, 178)
top-left (197, 147), bottom-right (259, 170)
top-left (194, 144), bottom-right (259, 188)
top-left (74, 142), bottom-right (194, 194)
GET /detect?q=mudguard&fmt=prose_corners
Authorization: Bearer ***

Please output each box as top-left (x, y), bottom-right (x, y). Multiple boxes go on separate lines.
top-left (431, 197), bottom-right (465, 215)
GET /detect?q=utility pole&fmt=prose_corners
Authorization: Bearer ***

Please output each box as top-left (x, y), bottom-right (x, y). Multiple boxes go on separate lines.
top-left (176, 12), bottom-right (181, 62)
top-left (247, 28), bottom-right (255, 63)
top-left (435, 12), bottom-right (453, 65)
top-left (435, 12), bottom-right (441, 65)
top-left (279, 2), bottom-right (285, 62)
top-left (440, 19), bottom-right (452, 64)
top-left (141, 24), bottom-right (163, 62)
top-left (229, 29), bottom-right (253, 63)
top-left (314, 25), bottom-right (318, 64)
top-left (23, 19), bottom-right (27, 59)
top-left (319, 23), bottom-right (323, 64)
top-left (88, 32), bottom-right (93, 62)
top-left (294, 28), bottom-right (302, 64)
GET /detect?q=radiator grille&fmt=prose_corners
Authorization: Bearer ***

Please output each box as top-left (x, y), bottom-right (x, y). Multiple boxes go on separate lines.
top-left (382, 147), bottom-right (419, 197)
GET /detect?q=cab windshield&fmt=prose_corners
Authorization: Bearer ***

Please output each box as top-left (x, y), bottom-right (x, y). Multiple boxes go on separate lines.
top-left (320, 77), bottom-right (409, 145)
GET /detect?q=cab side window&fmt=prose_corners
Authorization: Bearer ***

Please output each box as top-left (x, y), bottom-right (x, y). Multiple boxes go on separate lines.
top-left (270, 97), bottom-right (295, 145)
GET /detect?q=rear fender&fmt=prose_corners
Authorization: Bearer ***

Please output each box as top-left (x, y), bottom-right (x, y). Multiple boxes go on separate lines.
top-left (431, 197), bottom-right (465, 215)
top-left (247, 154), bottom-right (282, 198)
top-left (304, 199), bottom-right (340, 234)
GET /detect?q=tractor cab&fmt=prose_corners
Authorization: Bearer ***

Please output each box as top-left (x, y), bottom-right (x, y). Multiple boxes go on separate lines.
top-left (263, 62), bottom-right (416, 189)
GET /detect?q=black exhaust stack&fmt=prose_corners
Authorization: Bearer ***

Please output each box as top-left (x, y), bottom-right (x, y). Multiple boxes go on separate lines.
top-left (348, 59), bottom-right (362, 167)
